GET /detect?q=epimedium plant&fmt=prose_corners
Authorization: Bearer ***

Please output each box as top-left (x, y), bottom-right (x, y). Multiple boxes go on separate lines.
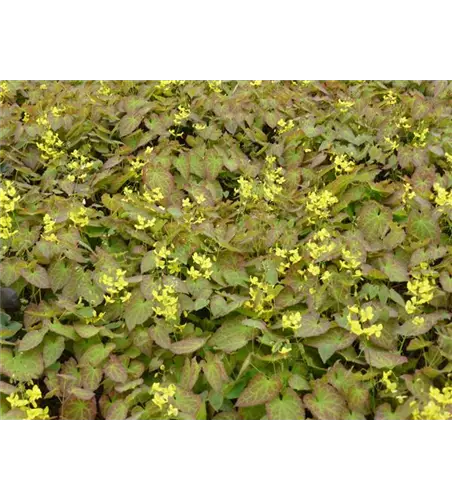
top-left (0, 80), bottom-right (452, 420)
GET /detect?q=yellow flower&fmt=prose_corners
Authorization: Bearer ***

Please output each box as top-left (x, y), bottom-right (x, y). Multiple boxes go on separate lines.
top-left (282, 311), bottom-right (302, 331)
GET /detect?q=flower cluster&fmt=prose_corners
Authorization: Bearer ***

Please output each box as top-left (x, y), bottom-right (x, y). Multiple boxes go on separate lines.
top-left (396, 116), bottom-right (411, 129)
top-left (271, 246), bottom-right (302, 275)
top-left (383, 90), bottom-right (397, 106)
top-left (244, 276), bottom-right (279, 320)
top-left (100, 268), bottom-right (131, 304)
top-left (333, 154), bottom-right (355, 175)
top-left (412, 126), bottom-right (429, 148)
top-left (431, 182), bottom-right (452, 212)
top-left (262, 156), bottom-right (286, 202)
top-left (6, 383), bottom-right (50, 420)
top-left (66, 150), bottom-right (97, 182)
top-left (187, 252), bottom-right (214, 280)
top-left (346, 305), bottom-right (383, 338)
top-left (182, 194), bottom-right (206, 225)
top-left (36, 115), bottom-right (65, 161)
top-left (152, 284), bottom-right (179, 322)
top-left (402, 182), bottom-right (416, 205)
top-left (207, 81), bottom-right (222, 93)
top-left (411, 384), bottom-right (452, 420)
top-left (143, 186), bottom-right (165, 206)
top-left (305, 189), bottom-right (338, 223)
top-left (98, 81), bottom-right (112, 96)
top-left (339, 248), bottom-right (363, 278)
top-left (381, 370), bottom-right (397, 393)
top-left (150, 382), bottom-right (178, 417)
top-left (174, 104), bottom-right (191, 125)
top-left (384, 136), bottom-right (400, 152)
top-left (306, 228), bottom-right (336, 260)
top-left (250, 80), bottom-right (262, 87)
top-left (134, 214), bottom-right (156, 231)
top-left (282, 311), bottom-right (302, 331)
top-left (0, 179), bottom-right (20, 240)
top-left (337, 99), bottom-right (354, 112)
top-left (405, 263), bottom-right (437, 314)
top-left (0, 81), bottom-right (10, 101)
top-left (153, 244), bottom-right (181, 275)
top-left (69, 205), bottom-right (89, 228)
top-left (235, 177), bottom-right (259, 203)
top-left (277, 118), bottom-right (294, 135)
top-left (42, 214), bottom-right (58, 243)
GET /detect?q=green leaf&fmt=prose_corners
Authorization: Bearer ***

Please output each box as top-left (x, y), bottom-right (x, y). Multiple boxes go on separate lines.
top-left (376, 254), bottom-right (409, 282)
top-left (397, 312), bottom-right (450, 337)
top-left (17, 328), bottom-right (47, 352)
top-left (124, 295), bottom-right (154, 331)
top-left (170, 337), bottom-right (207, 355)
top-left (180, 357), bottom-right (201, 391)
top-left (266, 389), bottom-right (305, 420)
top-left (48, 260), bottom-right (71, 292)
top-left (236, 374), bottom-right (282, 408)
top-left (288, 374), bottom-right (311, 391)
top-left (70, 387), bottom-right (96, 400)
top-left (80, 365), bottom-right (103, 390)
top-left (295, 313), bottom-right (331, 338)
top-left (49, 321), bottom-right (78, 341)
top-left (106, 400), bottom-right (129, 420)
top-left (208, 319), bottom-right (257, 353)
top-left (357, 201), bottom-right (391, 241)
top-left (119, 113), bottom-right (142, 137)
top-left (80, 342), bottom-right (115, 367)
top-left (304, 328), bottom-right (355, 363)
top-left (149, 323), bottom-right (172, 348)
top-left (1, 348), bottom-right (44, 382)
top-left (61, 396), bottom-right (97, 420)
top-left (0, 258), bottom-right (25, 286)
top-left (73, 324), bottom-right (100, 339)
top-left (43, 335), bottom-right (65, 367)
top-left (104, 356), bottom-right (128, 383)
top-left (303, 382), bottom-right (348, 420)
top-left (364, 346), bottom-right (407, 368)
top-left (173, 387), bottom-right (202, 417)
top-left (407, 209), bottom-right (440, 242)
top-left (201, 354), bottom-right (229, 393)
top-left (21, 265), bottom-right (51, 288)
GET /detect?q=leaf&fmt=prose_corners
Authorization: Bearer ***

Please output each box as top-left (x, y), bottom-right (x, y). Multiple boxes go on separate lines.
top-left (73, 323), bottom-right (100, 339)
top-left (1, 348), bottom-right (44, 382)
top-left (70, 387), bottom-right (96, 400)
top-left (202, 354), bottom-right (229, 393)
top-left (303, 382), bottom-right (348, 420)
top-left (376, 254), bottom-right (409, 282)
top-left (397, 311), bottom-right (451, 337)
top-left (364, 346), bottom-right (407, 369)
top-left (149, 323), bottom-right (172, 349)
top-left (173, 387), bottom-right (202, 417)
top-left (18, 328), bottom-right (47, 352)
top-left (236, 374), bottom-right (282, 408)
top-left (180, 357), bottom-right (201, 391)
top-left (61, 396), bottom-right (97, 420)
top-left (266, 389), bottom-right (305, 420)
top-left (124, 295), bottom-right (154, 331)
top-left (21, 265), bottom-right (51, 288)
top-left (357, 201), bottom-right (391, 241)
top-left (49, 321), bottom-right (78, 341)
top-left (43, 335), bottom-right (65, 367)
top-left (0, 258), bottom-right (25, 286)
top-left (106, 400), bottom-right (129, 420)
top-left (170, 337), bottom-right (207, 355)
top-left (208, 320), bottom-right (257, 353)
top-left (80, 365), bottom-right (103, 390)
top-left (303, 328), bottom-right (355, 363)
top-left (48, 260), bottom-right (71, 292)
top-left (407, 209), bottom-right (440, 242)
top-left (439, 271), bottom-right (452, 293)
top-left (104, 356), bottom-right (128, 383)
top-left (79, 343), bottom-right (115, 367)
top-left (288, 374), bottom-right (311, 391)
top-left (119, 113), bottom-right (142, 137)
top-left (295, 313), bottom-right (331, 338)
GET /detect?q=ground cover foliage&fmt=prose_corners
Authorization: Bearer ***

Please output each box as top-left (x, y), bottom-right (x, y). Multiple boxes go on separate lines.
top-left (0, 80), bottom-right (452, 420)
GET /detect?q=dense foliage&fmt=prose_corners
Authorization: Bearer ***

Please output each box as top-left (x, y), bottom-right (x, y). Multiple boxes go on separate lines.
top-left (1, 80), bottom-right (451, 420)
